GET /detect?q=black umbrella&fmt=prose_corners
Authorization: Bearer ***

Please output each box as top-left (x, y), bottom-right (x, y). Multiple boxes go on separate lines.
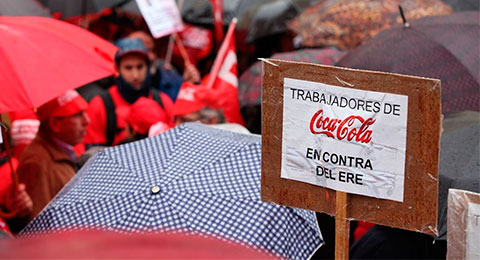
top-left (0, 0), bottom-right (51, 17)
top-left (182, 0), bottom-right (311, 34)
top-left (338, 11), bottom-right (480, 113)
top-left (442, 0), bottom-right (479, 12)
top-left (181, 0), bottom-right (260, 28)
top-left (349, 111), bottom-right (479, 258)
top-left (38, 0), bottom-right (133, 18)
top-left (245, 0), bottom-right (299, 43)
top-left (437, 111), bottom-right (480, 240)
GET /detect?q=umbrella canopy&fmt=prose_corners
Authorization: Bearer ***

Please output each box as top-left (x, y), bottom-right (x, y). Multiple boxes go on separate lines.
top-left (0, 16), bottom-right (117, 113)
top-left (182, 0), bottom-right (311, 32)
top-left (437, 111), bottom-right (480, 240)
top-left (242, 0), bottom-right (300, 43)
top-left (21, 123), bottom-right (323, 259)
top-left (0, 0), bottom-right (51, 17)
top-left (288, 0), bottom-right (453, 49)
top-left (337, 11), bottom-right (480, 113)
top-left (182, 0), bottom-right (260, 28)
top-left (442, 0), bottom-right (479, 12)
top-left (1, 229), bottom-right (274, 259)
top-left (238, 47), bottom-right (345, 107)
top-left (38, 0), bottom-right (131, 18)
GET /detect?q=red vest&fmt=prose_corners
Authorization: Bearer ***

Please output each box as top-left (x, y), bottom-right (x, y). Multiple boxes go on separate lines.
top-left (84, 86), bottom-right (174, 146)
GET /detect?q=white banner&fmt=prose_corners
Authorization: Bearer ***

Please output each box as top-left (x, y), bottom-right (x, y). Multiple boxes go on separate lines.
top-left (466, 202), bottom-right (480, 259)
top-left (281, 78), bottom-right (408, 202)
top-left (136, 0), bottom-right (184, 39)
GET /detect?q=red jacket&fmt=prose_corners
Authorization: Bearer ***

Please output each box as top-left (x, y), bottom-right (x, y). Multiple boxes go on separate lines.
top-left (0, 156), bottom-right (17, 236)
top-left (84, 86), bottom-right (174, 147)
top-left (0, 155), bottom-right (18, 206)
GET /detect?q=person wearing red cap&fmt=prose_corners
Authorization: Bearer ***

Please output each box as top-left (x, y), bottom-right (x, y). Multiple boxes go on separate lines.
top-left (84, 37), bottom-right (174, 148)
top-left (16, 90), bottom-right (90, 222)
top-left (172, 82), bottom-right (225, 126)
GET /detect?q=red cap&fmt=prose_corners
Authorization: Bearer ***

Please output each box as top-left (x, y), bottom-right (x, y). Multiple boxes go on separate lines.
top-left (36, 90), bottom-right (88, 121)
top-left (119, 97), bottom-right (171, 135)
top-left (173, 82), bottom-right (211, 116)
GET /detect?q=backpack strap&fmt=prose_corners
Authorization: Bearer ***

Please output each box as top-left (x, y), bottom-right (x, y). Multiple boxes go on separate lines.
top-left (150, 88), bottom-right (164, 110)
top-left (99, 90), bottom-right (164, 146)
top-left (99, 92), bottom-right (117, 146)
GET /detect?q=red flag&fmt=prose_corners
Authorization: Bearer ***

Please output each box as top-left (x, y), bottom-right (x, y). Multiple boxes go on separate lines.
top-left (210, 0), bottom-right (224, 44)
top-left (173, 24), bottom-right (213, 65)
top-left (205, 18), bottom-right (244, 125)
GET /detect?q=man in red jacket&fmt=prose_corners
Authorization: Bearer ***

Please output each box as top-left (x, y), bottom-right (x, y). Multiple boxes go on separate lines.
top-left (84, 38), bottom-right (174, 147)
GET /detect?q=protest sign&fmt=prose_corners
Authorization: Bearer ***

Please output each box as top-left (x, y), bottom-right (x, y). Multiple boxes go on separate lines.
top-left (261, 59), bottom-right (441, 235)
top-left (136, 0), bottom-right (183, 39)
top-left (447, 189), bottom-right (480, 260)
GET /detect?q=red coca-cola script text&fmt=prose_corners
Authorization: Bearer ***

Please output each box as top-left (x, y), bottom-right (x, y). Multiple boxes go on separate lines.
top-left (309, 109), bottom-right (375, 143)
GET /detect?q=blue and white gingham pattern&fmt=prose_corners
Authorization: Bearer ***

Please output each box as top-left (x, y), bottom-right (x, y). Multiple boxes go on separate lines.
top-left (21, 123), bottom-right (323, 260)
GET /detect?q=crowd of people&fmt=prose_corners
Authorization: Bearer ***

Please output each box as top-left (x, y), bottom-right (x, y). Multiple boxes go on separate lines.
top-left (1, 5), bottom-right (475, 259)
top-left (0, 31), bottom-right (232, 236)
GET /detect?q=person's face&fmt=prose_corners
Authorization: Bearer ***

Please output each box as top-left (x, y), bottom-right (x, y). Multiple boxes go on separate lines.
top-left (118, 54), bottom-right (148, 90)
top-left (141, 36), bottom-right (156, 62)
top-left (50, 111), bottom-right (90, 146)
top-left (174, 111), bottom-right (202, 126)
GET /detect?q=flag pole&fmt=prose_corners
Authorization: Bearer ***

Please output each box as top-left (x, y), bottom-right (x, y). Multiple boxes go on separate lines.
top-left (165, 0), bottom-right (184, 67)
top-left (173, 32), bottom-right (193, 65)
top-left (206, 17), bottom-right (237, 89)
top-left (211, 0), bottom-right (225, 45)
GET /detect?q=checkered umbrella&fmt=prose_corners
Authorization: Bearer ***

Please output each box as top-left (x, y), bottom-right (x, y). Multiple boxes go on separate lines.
top-left (21, 123), bottom-right (322, 259)
top-left (239, 47), bottom-right (345, 108)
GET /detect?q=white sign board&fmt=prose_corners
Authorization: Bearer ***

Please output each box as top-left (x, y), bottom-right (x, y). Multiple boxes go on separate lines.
top-left (281, 78), bottom-right (408, 202)
top-left (466, 202), bottom-right (480, 259)
top-left (136, 0), bottom-right (184, 39)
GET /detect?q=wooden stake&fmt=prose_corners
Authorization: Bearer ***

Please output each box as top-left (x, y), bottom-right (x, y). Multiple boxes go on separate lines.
top-left (335, 191), bottom-right (349, 260)
top-left (173, 32), bottom-right (192, 66)
top-left (164, 34), bottom-right (175, 67)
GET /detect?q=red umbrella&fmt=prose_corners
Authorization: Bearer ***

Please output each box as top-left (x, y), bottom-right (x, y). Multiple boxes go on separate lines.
top-left (0, 229), bottom-right (276, 259)
top-left (0, 16), bottom-right (117, 113)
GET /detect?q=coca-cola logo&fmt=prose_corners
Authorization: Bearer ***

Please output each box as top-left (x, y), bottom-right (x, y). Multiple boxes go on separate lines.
top-left (309, 109), bottom-right (375, 143)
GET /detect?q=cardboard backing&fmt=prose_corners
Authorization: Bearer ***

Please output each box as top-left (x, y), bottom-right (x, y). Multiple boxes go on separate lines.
top-left (447, 189), bottom-right (480, 259)
top-left (261, 59), bottom-right (441, 235)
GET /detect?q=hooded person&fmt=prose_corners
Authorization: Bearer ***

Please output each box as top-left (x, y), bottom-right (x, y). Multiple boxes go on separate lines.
top-left (117, 97), bottom-right (174, 143)
top-left (172, 82), bottom-right (251, 135)
top-left (84, 37), bottom-right (174, 148)
top-left (16, 90), bottom-right (89, 224)
top-left (172, 82), bottom-right (225, 126)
